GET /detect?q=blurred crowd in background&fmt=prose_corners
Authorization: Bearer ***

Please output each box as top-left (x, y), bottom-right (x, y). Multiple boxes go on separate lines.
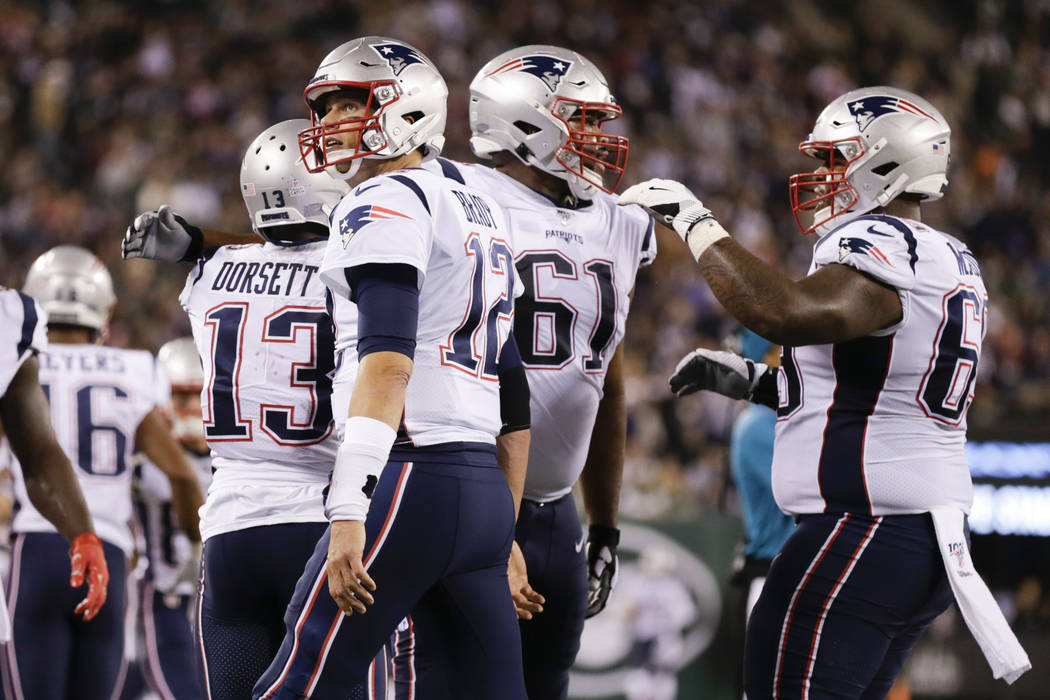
top-left (1, 0), bottom-right (1048, 522)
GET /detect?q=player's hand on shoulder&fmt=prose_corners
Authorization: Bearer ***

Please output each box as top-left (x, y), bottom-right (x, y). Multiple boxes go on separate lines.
top-left (669, 348), bottom-right (766, 400)
top-left (69, 532), bottom-right (109, 621)
top-left (618, 178), bottom-right (729, 259)
top-left (585, 524), bottom-right (620, 618)
top-left (507, 541), bottom-right (544, 620)
top-left (326, 519), bottom-right (376, 615)
top-left (123, 204), bottom-right (203, 262)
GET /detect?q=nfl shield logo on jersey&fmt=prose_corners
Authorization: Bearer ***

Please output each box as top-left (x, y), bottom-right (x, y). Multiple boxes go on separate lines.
top-left (371, 42), bottom-right (426, 75)
top-left (485, 55), bottom-right (573, 92)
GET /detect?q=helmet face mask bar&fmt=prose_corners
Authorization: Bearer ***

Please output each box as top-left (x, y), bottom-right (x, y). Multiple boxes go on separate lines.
top-left (551, 97), bottom-right (629, 195)
top-left (788, 137), bottom-right (864, 235)
top-left (298, 81), bottom-right (401, 177)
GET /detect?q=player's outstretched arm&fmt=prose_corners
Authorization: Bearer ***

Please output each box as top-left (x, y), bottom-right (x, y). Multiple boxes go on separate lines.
top-left (580, 346), bottom-right (626, 618)
top-left (135, 407), bottom-right (204, 543)
top-left (0, 356), bottom-right (109, 620)
top-left (619, 180), bottom-right (902, 346)
top-left (122, 205), bottom-right (261, 262)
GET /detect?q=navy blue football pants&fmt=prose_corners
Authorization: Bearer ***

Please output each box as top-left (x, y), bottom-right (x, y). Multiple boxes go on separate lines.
top-left (199, 521), bottom-right (330, 699)
top-left (743, 512), bottom-right (953, 699)
top-left (135, 581), bottom-right (202, 699)
top-left (392, 493), bottom-right (588, 700)
top-left (2, 532), bottom-right (128, 700)
top-left (253, 445), bottom-right (527, 700)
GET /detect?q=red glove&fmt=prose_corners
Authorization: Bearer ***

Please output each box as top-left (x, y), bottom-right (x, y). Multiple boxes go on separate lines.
top-left (69, 532), bottom-right (109, 621)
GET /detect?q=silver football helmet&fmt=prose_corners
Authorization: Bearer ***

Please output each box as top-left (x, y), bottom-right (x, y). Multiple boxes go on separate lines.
top-left (23, 245), bottom-right (115, 332)
top-left (241, 119), bottom-right (350, 243)
top-left (158, 337), bottom-right (204, 389)
top-left (469, 45), bottom-right (629, 199)
top-left (157, 337), bottom-right (205, 443)
top-left (299, 36), bottom-right (447, 179)
top-left (789, 86), bottom-right (951, 235)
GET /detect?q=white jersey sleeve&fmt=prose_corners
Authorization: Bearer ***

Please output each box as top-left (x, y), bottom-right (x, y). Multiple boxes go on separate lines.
top-left (322, 168), bottom-right (517, 447)
top-left (433, 160), bottom-right (655, 501)
top-left (179, 241), bottom-right (336, 540)
top-left (0, 289), bottom-right (47, 397)
top-left (773, 215), bottom-right (986, 517)
top-left (11, 346), bottom-right (160, 555)
top-left (321, 177), bottom-right (435, 300)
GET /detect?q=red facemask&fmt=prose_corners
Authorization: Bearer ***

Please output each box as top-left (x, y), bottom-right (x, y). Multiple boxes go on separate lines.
top-left (298, 81), bottom-right (401, 174)
top-left (550, 97), bottom-right (629, 194)
top-left (787, 137), bottom-right (864, 235)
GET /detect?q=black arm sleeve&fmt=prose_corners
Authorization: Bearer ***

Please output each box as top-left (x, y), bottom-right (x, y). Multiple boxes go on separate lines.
top-left (750, 365), bottom-right (779, 410)
top-left (498, 331), bottom-right (530, 435)
top-left (346, 263), bottom-right (420, 360)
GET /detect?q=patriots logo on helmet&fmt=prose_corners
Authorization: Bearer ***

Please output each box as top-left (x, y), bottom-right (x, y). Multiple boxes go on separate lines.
top-left (838, 236), bottom-right (894, 267)
top-left (371, 43), bottom-right (425, 76)
top-left (339, 204), bottom-right (414, 248)
top-left (486, 55), bottom-right (573, 92)
top-left (847, 96), bottom-right (936, 132)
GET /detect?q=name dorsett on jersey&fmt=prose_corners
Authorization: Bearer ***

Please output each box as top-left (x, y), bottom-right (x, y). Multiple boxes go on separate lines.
top-left (772, 214), bottom-right (987, 518)
top-left (321, 166), bottom-right (523, 448)
top-left (207, 257), bottom-right (321, 298)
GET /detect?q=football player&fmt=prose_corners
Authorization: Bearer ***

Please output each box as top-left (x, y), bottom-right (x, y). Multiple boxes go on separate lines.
top-left (4, 246), bottom-right (203, 699)
top-left (393, 45), bottom-right (655, 700)
top-left (129, 336), bottom-right (212, 699)
top-left (622, 86), bottom-right (1028, 697)
top-left (0, 287), bottom-right (107, 641)
top-left (249, 37), bottom-right (531, 699)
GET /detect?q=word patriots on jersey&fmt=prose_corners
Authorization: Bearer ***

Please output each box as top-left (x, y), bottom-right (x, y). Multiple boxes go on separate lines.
top-left (339, 204), bottom-right (414, 248)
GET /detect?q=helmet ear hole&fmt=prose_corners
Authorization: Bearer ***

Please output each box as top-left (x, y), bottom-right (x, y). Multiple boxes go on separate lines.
top-left (513, 120), bottom-right (542, 135)
top-left (871, 161), bottom-right (899, 176)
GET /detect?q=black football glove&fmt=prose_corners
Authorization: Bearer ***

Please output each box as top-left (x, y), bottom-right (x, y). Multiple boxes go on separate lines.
top-left (585, 524), bottom-right (620, 618)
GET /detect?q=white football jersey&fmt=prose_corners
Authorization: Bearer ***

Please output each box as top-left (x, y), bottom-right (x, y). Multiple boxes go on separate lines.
top-left (0, 288), bottom-right (47, 398)
top-left (322, 166), bottom-right (522, 447)
top-left (179, 241), bottom-right (336, 540)
top-left (422, 160), bottom-right (656, 501)
top-left (134, 451), bottom-right (213, 594)
top-left (11, 344), bottom-right (161, 555)
top-left (772, 214), bottom-right (986, 516)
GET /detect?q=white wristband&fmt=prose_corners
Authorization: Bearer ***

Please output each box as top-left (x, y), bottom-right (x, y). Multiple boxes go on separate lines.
top-left (325, 416), bottom-right (397, 522)
top-left (684, 219), bottom-right (730, 260)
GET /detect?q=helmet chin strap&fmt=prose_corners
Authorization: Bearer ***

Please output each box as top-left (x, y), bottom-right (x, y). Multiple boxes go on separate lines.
top-left (325, 153), bottom-right (362, 181)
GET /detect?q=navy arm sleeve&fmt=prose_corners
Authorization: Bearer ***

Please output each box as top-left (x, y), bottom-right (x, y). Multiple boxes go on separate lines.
top-left (498, 332), bottom-right (530, 435)
top-left (345, 263), bottom-right (419, 360)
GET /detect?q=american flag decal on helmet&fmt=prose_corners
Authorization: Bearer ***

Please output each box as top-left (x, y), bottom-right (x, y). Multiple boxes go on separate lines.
top-left (371, 43), bottom-right (425, 76)
top-left (847, 96), bottom-right (936, 132)
top-left (339, 204), bottom-right (414, 248)
top-left (485, 55), bottom-right (573, 92)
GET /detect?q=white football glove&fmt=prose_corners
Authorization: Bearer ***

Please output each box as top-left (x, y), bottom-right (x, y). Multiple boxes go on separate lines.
top-left (618, 178), bottom-right (729, 259)
top-left (122, 205), bottom-right (202, 262)
top-left (585, 524), bottom-right (620, 618)
top-left (163, 540), bottom-right (203, 605)
top-left (669, 348), bottom-right (767, 400)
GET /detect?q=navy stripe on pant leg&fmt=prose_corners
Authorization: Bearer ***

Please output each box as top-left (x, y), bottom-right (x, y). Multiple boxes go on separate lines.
top-left (255, 462), bottom-right (418, 699)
